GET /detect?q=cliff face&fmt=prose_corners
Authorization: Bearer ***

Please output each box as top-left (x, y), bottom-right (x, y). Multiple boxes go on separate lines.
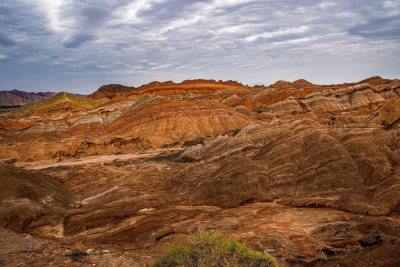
top-left (1, 76), bottom-right (400, 266)
top-left (0, 89), bottom-right (56, 106)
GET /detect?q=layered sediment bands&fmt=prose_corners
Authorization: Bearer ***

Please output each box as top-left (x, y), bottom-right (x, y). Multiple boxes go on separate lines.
top-left (88, 84), bottom-right (135, 100)
top-left (18, 121), bottom-right (69, 141)
top-left (370, 98), bottom-right (400, 128)
top-left (359, 76), bottom-right (392, 85)
top-left (2, 76), bottom-right (400, 266)
top-left (102, 95), bottom-right (162, 126)
top-left (166, 125), bottom-right (400, 215)
top-left (376, 80), bottom-right (400, 100)
top-left (54, 122), bottom-right (400, 265)
top-left (89, 79), bottom-right (249, 100)
top-left (243, 79), bottom-right (318, 109)
top-left (0, 138), bottom-right (133, 162)
top-left (31, 101), bottom-right (88, 120)
top-left (243, 76), bottom-right (393, 110)
top-left (254, 83), bottom-right (390, 122)
top-left (66, 114), bottom-right (104, 136)
top-left (129, 79), bottom-right (248, 97)
top-left (0, 164), bottom-right (73, 232)
top-left (0, 117), bottom-right (29, 131)
top-left (105, 98), bottom-right (253, 147)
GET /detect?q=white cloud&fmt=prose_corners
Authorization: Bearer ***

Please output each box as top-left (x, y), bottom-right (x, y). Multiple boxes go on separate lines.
top-left (383, 0), bottom-right (400, 8)
top-left (160, 14), bottom-right (205, 33)
top-left (317, 2), bottom-right (338, 9)
top-left (335, 11), bottom-right (356, 18)
top-left (212, 0), bottom-right (259, 8)
top-left (383, 0), bottom-right (400, 15)
top-left (1, 0), bottom-right (399, 92)
top-left (271, 36), bottom-right (319, 46)
top-left (295, 7), bottom-right (307, 14)
top-left (30, 0), bottom-right (67, 33)
top-left (110, 0), bottom-right (166, 25)
top-left (243, 26), bottom-right (310, 42)
top-left (214, 24), bottom-right (254, 34)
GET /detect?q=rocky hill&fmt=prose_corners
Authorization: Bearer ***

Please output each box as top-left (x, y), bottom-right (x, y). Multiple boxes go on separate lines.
top-left (88, 84), bottom-right (135, 100)
top-left (0, 76), bottom-right (400, 266)
top-left (8, 92), bottom-right (108, 119)
top-left (0, 89), bottom-right (56, 106)
top-left (88, 79), bottom-right (249, 99)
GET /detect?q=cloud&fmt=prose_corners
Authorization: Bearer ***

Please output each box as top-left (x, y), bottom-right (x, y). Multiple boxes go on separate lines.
top-left (80, 6), bottom-right (110, 26)
top-left (63, 33), bottom-right (95, 48)
top-left (335, 11), bottom-right (356, 18)
top-left (383, 0), bottom-right (400, 8)
top-left (212, 0), bottom-right (259, 8)
top-left (0, 32), bottom-right (16, 47)
top-left (243, 26), bottom-right (310, 42)
top-left (317, 2), bottom-right (337, 9)
top-left (34, 0), bottom-right (66, 33)
top-left (0, 0), bottom-right (399, 92)
top-left (349, 16), bottom-right (400, 39)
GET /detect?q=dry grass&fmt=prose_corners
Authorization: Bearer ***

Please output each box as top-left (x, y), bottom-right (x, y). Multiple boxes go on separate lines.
top-left (154, 230), bottom-right (277, 267)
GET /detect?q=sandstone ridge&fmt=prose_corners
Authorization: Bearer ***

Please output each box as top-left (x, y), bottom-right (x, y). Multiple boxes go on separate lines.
top-left (0, 76), bottom-right (400, 266)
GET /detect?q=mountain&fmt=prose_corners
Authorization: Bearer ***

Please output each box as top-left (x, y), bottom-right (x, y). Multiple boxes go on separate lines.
top-left (88, 84), bottom-right (134, 100)
top-left (0, 76), bottom-right (400, 266)
top-left (88, 79), bottom-right (248, 99)
top-left (8, 92), bottom-right (108, 118)
top-left (0, 89), bottom-right (56, 106)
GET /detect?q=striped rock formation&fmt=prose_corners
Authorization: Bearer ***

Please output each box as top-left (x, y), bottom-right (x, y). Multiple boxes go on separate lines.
top-left (0, 76), bottom-right (400, 266)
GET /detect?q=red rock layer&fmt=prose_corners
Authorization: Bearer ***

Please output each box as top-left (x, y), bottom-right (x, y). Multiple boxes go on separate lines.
top-left (88, 84), bottom-right (134, 100)
top-left (0, 117), bottom-right (29, 131)
top-left (31, 101), bottom-right (88, 121)
top-left (128, 79), bottom-right (248, 97)
top-left (242, 76), bottom-right (392, 109)
top-left (105, 98), bottom-right (252, 147)
top-left (89, 79), bottom-right (249, 100)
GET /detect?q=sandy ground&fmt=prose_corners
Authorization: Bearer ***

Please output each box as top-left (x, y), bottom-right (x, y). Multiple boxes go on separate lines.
top-left (0, 228), bottom-right (154, 266)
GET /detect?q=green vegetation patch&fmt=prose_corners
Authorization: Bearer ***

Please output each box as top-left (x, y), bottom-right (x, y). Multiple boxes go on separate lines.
top-left (154, 230), bottom-right (278, 267)
top-left (9, 92), bottom-right (108, 118)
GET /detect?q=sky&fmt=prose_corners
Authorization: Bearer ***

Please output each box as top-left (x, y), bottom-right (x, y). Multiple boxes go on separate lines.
top-left (0, 0), bottom-right (399, 94)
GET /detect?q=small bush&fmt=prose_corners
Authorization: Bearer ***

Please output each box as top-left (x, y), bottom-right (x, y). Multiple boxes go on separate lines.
top-left (154, 230), bottom-right (278, 267)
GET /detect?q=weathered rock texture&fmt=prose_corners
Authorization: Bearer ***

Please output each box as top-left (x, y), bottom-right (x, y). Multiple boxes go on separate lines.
top-left (88, 84), bottom-right (135, 100)
top-left (0, 76), bottom-right (400, 266)
top-left (89, 79), bottom-right (249, 100)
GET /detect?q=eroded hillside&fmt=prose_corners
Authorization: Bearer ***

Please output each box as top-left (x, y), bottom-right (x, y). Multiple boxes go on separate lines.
top-left (0, 77), bottom-right (400, 266)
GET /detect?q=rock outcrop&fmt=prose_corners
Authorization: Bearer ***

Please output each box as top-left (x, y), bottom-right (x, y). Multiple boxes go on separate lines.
top-left (0, 76), bottom-right (400, 266)
top-left (0, 164), bottom-right (74, 233)
top-left (89, 79), bottom-right (249, 100)
top-left (105, 98), bottom-right (253, 147)
top-left (88, 84), bottom-right (135, 100)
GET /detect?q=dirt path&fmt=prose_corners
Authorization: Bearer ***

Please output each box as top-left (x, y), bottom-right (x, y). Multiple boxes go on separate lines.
top-left (24, 153), bottom-right (159, 170)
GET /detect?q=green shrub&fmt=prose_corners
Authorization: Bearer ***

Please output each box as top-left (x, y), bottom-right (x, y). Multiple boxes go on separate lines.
top-left (154, 230), bottom-right (278, 267)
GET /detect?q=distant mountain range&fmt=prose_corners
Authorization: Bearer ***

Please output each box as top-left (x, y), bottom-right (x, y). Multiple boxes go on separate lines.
top-left (0, 89), bottom-right (56, 106)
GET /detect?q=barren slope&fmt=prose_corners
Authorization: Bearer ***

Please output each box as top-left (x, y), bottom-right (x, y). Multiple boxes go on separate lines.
top-left (0, 76), bottom-right (399, 266)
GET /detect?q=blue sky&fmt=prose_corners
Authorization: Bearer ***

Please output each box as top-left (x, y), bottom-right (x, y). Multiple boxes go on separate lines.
top-left (0, 0), bottom-right (399, 93)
